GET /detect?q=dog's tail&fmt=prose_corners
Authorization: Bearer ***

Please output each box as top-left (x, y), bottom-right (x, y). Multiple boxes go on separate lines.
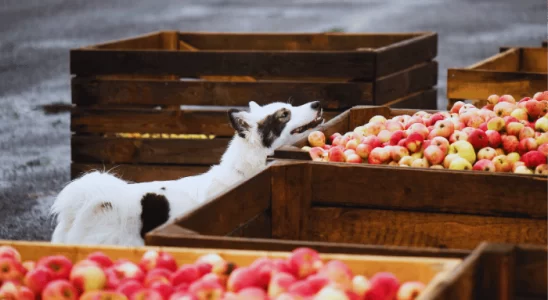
top-left (51, 171), bottom-right (142, 245)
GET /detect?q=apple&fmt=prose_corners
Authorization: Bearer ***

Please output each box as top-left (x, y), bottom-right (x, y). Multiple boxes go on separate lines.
top-left (362, 136), bottom-right (382, 149)
top-left (105, 261), bottom-right (146, 290)
top-left (116, 280), bottom-right (143, 298)
top-left (42, 280), bottom-right (78, 300)
top-left (37, 255), bottom-right (73, 281)
top-left (170, 265), bottom-right (200, 289)
top-left (510, 108), bottom-right (528, 121)
top-left (487, 94), bottom-right (500, 106)
top-left (0, 257), bottom-right (27, 282)
top-left (345, 154), bottom-right (362, 164)
top-left (355, 143), bottom-right (373, 160)
top-left (467, 129), bottom-right (489, 150)
top-left (423, 145), bottom-right (444, 165)
top-left (267, 272), bottom-right (296, 298)
top-left (0, 246), bottom-right (21, 262)
top-left (525, 100), bottom-right (544, 118)
top-left (364, 272), bottom-right (400, 300)
top-left (406, 123), bottom-right (429, 139)
top-left (450, 101), bottom-right (466, 114)
top-left (487, 117), bottom-right (505, 132)
top-left (351, 275), bottom-right (370, 298)
top-left (514, 166), bottom-right (533, 174)
top-left (518, 127), bottom-right (535, 141)
top-left (535, 117), bottom-right (548, 133)
top-left (459, 103), bottom-right (477, 115)
top-left (70, 264), bottom-right (106, 294)
top-left (448, 141), bottom-right (476, 164)
top-left (427, 113), bottom-right (445, 127)
top-left (535, 164), bottom-right (548, 175)
top-left (388, 130), bottom-right (407, 146)
top-left (86, 252), bottom-right (113, 270)
top-left (430, 137), bottom-right (449, 154)
top-left (477, 147), bottom-right (496, 160)
top-left (309, 147), bottom-right (326, 162)
top-left (449, 157), bottom-right (472, 170)
top-left (493, 155), bottom-right (512, 172)
top-left (368, 147), bottom-right (391, 164)
top-left (385, 120), bottom-right (404, 132)
top-left (466, 115), bottom-right (484, 128)
top-left (403, 133), bottom-right (424, 153)
top-left (411, 158), bottom-right (429, 168)
top-left (307, 131), bottom-right (326, 148)
top-left (404, 116), bottom-right (424, 129)
top-left (449, 131), bottom-right (468, 144)
top-left (521, 151), bottom-right (548, 168)
top-left (534, 91), bottom-right (548, 101)
top-left (518, 138), bottom-right (538, 155)
top-left (538, 143), bottom-right (548, 157)
top-left (397, 281), bottom-right (425, 300)
top-left (369, 115), bottom-right (387, 124)
top-left (332, 136), bottom-right (350, 147)
top-left (328, 147), bottom-right (345, 163)
top-left (506, 122), bottom-right (525, 137)
top-left (536, 132), bottom-right (548, 145)
top-left (495, 148), bottom-right (505, 156)
top-left (494, 102), bottom-right (515, 117)
top-left (390, 146), bottom-right (410, 162)
top-left (363, 123), bottom-right (385, 136)
top-left (144, 269), bottom-right (172, 287)
top-left (502, 135), bottom-right (519, 153)
top-left (22, 261), bottom-right (36, 273)
top-left (443, 154), bottom-right (459, 169)
top-left (329, 133), bottom-right (342, 143)
top-left (398, 156), bottom-right (415, 167)
top-left (25, 266), bottom-right (54, 295)
top-left (376, 130), bottom-right (392, 144)
top-left (485, 130), bottom-right (502, 148)
top-left (461, 127), bottom-right (476, 137)
top-left (139, 251), bottom-right (178, 273)
top-left (473, 159), bottom-right (496, 172)
top-left (431, 120), bottom-right (455, 139)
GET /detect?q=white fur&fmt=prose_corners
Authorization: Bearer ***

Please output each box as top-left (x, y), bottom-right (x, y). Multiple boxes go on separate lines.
top-left (51, 101), bottom-right (322, 246)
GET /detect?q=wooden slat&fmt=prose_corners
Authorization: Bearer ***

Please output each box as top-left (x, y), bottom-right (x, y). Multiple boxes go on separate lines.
top-left (309, 163), bottom-right (548, 219)
top-left (306, 207), bottom-right (547, 249)
top-left (177, 32), bottom-right (422, 51)
top-left (173, 168), bottom-right (271, 236)
top-left (468, 48), bottom-right (520, 71)
top-left (71, 107), bottom-right (235, 136)
top-left (270, 162), bottom-right (311, 240)
top-left (91, 31), bottom-right (166, 50)
top-left (71, 77), bottom-right (374, 109)
top-left (374, 61), bottom-right (438, 105)
top-left (515, 245), bottom-right (548, 298)
top-left (375, 32), bottom-right (437, 77)
top-left (227, 210), bottom-right (272, 239)
top-left (521, 48), bottom-right (547, 73)
top-left (70, 163), bottom-right (209, 182)
top-left (71, 136), bottom-right (230, 165)
top-left (384, 88), bottom-right (438, 110)
top-left (447, 69), bottom-right (548, 101)
top-left (2, 240), bottom-right (460, 289)
top-left (70, 50), bottom-right (376, 79)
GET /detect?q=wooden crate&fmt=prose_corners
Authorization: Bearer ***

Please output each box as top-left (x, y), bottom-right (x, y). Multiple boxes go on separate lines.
top-left (447, 46), bottom-right (547, 110)
top-left (0, 240), bottom-right (462, 299)
top-left (427, 243), bottom-right (547, 300)
top-left (70, 31), bottom-right (438, 181)
top-left (147, 160), bottom-right (546, 251)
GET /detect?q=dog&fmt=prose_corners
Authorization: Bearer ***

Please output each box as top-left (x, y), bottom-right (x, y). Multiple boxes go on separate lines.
top-left (50, 100), bottom-right (324, 246)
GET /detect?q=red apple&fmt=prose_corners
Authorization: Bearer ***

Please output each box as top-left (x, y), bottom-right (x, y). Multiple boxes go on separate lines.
top-left (502, 135), bottom-right (519, 153)
top-left (305, 273), bottom-right (330, 294)
top-left (0, 246), bottom-right (21, 262)
top-left (521, 151), bottom-right (547, 168)
top-left (450, 101), bottom-right (466, 114)
top-left (288, 248), bottom-right (323, 279)
top-left (388, 130), bottom-right (407, 146)
top-left (37, 255), bottom-right (73, 281)
top-left (170, 265), bottom-right (200, 288)
top-left (467, 129), bottom-right (489, 150)
top-left (267, 272), bottom-right (296, 298)
top-left (0, 257), bottom-right (26, 282)
top-left (80, 291), bottom-right (127, 300)
top-left (364, 272), bottom-right (400, 300)
top-left (473, 159), bottom-right (496, 172)
top-left (86, 252), bottom-right (113, 269)
top-left (308, 147), bottom-right (325, 162)
top-left (492, 155), bottom-right (512, 172)
top-left (423, 145), bottom-right (445, 165)
top-left (116, 280), bottom-right (143, 299)
top-left (355, 143), bottom-right (373, 160)
top-left (538, 143), bottom-right (548, 157)
top-left (237, 287), bottom-right (268, 300)
top-left (318, 260), bottom-right (353, 290)
top-left (368, 147), bottom-right (391, 164)
top-left (327, 146), bottom-right (345, 163)
top-left (24, 266), bottom-right (54, 295)
top-left (403, 133), bottom-right (424, 153)
top-left (449, 131), bottom-right (468, 143)
top-left (518, 138), bottom-right (538, 155)
top-left (139, 251), bottom-right (177, 273)
top-left (149, 281), bottom-right (175, 299)
top-left (70, 264), bottom-right (106, 294)
top-left (144, 268), bottom-right (172, 287)
top-left (130, 289), bottom-right (164, 300)
top-left (485, 130), bottom-right (502, 148)
top-left (42, 280), bottom-right (78, 300)
top-left (525, 100), bottom-right (544, 118)
top-left (345, 153), bottom-right (362, 164)
top-left (362, 136), bottom-right (382, 149)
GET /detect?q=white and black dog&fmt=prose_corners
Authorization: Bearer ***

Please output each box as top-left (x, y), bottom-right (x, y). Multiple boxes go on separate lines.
top-left (50, 100), bottom-right (323, 246)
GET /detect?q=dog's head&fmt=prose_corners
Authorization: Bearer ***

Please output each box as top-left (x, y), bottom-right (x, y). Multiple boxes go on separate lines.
top-left (228, 100), bottom-right (324, 150)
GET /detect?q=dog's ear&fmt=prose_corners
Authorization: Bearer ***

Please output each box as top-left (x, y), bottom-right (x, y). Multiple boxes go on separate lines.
top-left (228, 109), bottom-right (251, 138)
top-left (248, 101), bottom-right (261, 112)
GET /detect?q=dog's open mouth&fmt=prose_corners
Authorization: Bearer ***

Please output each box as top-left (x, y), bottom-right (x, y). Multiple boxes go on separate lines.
top-left (290, 110), bottom-right (324, 134)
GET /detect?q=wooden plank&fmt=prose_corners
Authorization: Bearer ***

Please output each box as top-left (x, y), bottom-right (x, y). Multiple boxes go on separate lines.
top-left (310, 163), bottom-right (548, 219)
top-left (514, 245), bottom-right (548, 298)
top-left (173, 168), bottom-right (271, 236)
top-left (71, 107), bottom-right (236, 136)
top-left (71, 77), bottom-right (374, 109)
top-left (384, 88), bottom-right (438, 110)
top-left (270, 162), bottom-right (311, 240)
top-left (375, 32), bottom-right (437, 77)
top-left (70, 163), bottom-right (209, 182)
top-left (90, 31), bottom-right (165, 50)
top-left (374, 61), bottom-right (438, 105)
top-left (177, 32), bottom-right (422, 51)
top-left (227, 210), bottom-right (272, 239)
top-left (474, 244), bottom-right (515, 300)
top-left (348, 105), bottom-right (392, 129)
top-left (71, 136), bottom-right (230, 165)
top-left (306, 207), bottom-right (547, 249)
top-left (447, 69), bottom-right (548, 101)
top-left (3, 240), bottom-right (460, 289)
top-left (70, 50), bottom-right (376, 79)
top-left (543, 40), bottom-right (547, 48)
top-left (146, 227), bottom-right (469, 258)
top-left (468, 48), bottom-right (520, 71)
top-left (521, 48), bottom-right (547, 73)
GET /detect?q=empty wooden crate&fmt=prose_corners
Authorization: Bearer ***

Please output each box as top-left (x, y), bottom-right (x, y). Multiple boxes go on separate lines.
top-left (447, 46), bottom-right (547, 109)
top-left (70, 31), bottom-right (438, 181)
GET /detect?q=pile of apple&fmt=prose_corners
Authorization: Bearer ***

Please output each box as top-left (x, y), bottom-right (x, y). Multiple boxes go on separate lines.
top-left (0, 245), bottom-right (427, 300)
top-left (304, 92), bottom-right (548, 174)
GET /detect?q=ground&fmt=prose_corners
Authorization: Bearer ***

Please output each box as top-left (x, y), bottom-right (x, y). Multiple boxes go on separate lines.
top-left (0, 0), bottom-right (545, 241)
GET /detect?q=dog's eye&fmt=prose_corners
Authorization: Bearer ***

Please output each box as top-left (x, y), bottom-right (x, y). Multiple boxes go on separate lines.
top-left (280, 111), bottom-right (289, 119)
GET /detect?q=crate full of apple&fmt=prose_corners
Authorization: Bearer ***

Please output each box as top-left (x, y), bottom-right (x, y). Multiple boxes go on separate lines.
top-left (0, 245), bottom-right (429, 300)
top-left (303, 92), bottom-right (548, 174)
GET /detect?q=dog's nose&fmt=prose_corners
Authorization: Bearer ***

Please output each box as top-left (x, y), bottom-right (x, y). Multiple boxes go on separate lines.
top-left (310, 101), bottom-right (321, 110)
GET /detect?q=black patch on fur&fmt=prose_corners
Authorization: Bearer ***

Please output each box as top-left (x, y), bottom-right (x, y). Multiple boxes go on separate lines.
top-left (257, 108), bottom-right (291, 147)
top-left (161, 187), bottom-right (166, 190)
top-left (228, 109), bottom-right (250, 138)
top-left (140, 193), bottom-right (170, 238)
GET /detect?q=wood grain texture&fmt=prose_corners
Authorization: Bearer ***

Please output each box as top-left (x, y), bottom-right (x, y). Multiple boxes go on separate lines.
top-left (92, 31), bottom-right (170, 50)
top-left (71, 136), bottom-right (229, 165)
top-left (71, 77), bottom-right (374, 109)
top-left (270, 162), bottom-right (311, 240)
top-left (375, 32), bottom-right (437, 77)
top-left (374, 61), bottom-right (438, 105)
top-left (177, 32), bottom-right (422, 51)
top-left (306, 207), bottom-right (547, 249)
top-left (384, 88), bottom-right (437, 109)
top-left (309, 163), bottom-right (548, 219)
top-left (70, 163), bottom-right (209, 182)
top-left (514, 245), bottom-right (548, 298)
top-left (173, 168), bottom-right (271, 236)
top-left (227, 210), bottom-right (272, 239)
top-left (468, 48), bottom-right (519, 71)
top-left (447, 69), bottom-right (548, 101)
top-left (521, 48), bottom-right (547, 73)
top-left (70, 50), bottom-right (376, 79)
